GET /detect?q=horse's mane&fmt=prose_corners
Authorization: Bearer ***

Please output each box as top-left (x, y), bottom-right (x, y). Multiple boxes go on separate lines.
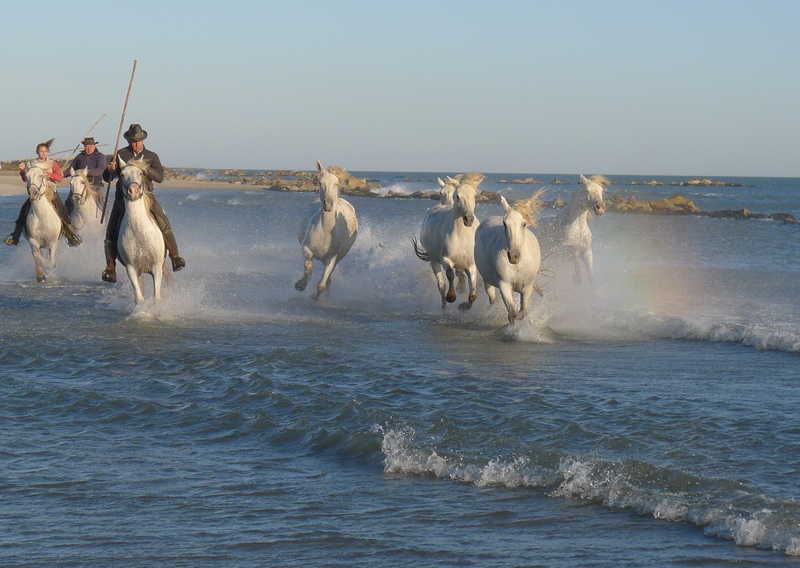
top-left (142, 188), bottom-right (154, 214)
top-left (73, 169), bottom-right (99, 202)
top-left (512, 188), bottom-right (546, 228)
top-left (455, 172), bottom-right (486, 188)
top-left (588, 174), bottom-right (611, 185)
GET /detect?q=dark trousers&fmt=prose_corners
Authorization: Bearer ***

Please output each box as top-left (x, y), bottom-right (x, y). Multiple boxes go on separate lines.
top-left (104, 189), bottom-right (180, 265)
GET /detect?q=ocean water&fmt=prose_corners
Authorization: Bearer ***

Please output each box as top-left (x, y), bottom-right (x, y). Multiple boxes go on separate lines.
top-left (1, 172), bottom-right (798, 567)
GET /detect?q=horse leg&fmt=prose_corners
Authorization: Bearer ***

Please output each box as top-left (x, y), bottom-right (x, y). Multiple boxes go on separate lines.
top-left (483, 281), bottom-right (497, 305)
top-left (430, 261), bottom-right (448, 310)
top-left (127, 266), bottom-right (146, 304)
top-left (444, 264), bottom-right (457, 304)
top-left (295, 247), bottom-right (313, 291)
top-left (456, 270), bottom-right (467, 293)
top-left (31, 245), bottom-right (46, 283)
top-left (582, 248), bottom-right (596, 287)
top-left (498, 282), bottom-right (517, 324)
top-left (458, 267), bottom-right (478, 311)
top-left (571, 247), bottom-right (583, 286)
top-left (153, 264), bottom-right (164, 303)
top-left (519, 286), bottom-right (535, 321)
top-left (314, 258), bottom-right (337, 300)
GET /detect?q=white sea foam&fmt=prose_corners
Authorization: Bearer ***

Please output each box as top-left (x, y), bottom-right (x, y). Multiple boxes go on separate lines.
top-left (378, 426), bottom-right (800, 556)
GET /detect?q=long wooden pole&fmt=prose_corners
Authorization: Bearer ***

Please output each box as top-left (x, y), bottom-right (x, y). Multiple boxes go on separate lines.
top-left (101, 59), bottom-right (138, 224)
top-left (63, 113), bottom-right (107, 166)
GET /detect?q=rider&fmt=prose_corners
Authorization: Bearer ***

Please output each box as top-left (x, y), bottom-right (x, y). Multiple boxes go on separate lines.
top-left (66, 136), bottom-right (107, 215)
top-left (100, 123), bottom-right (185, 283)
top-left (3, 139), bottom-right (82, 247)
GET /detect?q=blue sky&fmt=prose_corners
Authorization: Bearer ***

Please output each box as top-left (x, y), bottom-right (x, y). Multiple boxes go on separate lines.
top-left (2, 0), bottom-right (798, 176)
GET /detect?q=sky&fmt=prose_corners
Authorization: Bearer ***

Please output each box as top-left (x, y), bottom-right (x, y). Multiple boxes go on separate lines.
top-left (2, 0), bottom-right (799, 177)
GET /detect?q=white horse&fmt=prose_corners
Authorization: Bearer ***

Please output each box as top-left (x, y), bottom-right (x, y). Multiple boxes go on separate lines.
top-left (413, 177), bottom-right (479, 311)
top-left (295, 161), bottom-right (359, 299)
top-left (23, 166), bottom-right (62, 283)
top-left (541, 174), bottom-right (606, 286)
top-left (475, 195), bottom-right (543, 324)
top-left (68, 167), bottom-right (102, 233)
top-left (436, 176), bottom-right (457, 206)
top-left (116, 157), bottom-right (167, 305)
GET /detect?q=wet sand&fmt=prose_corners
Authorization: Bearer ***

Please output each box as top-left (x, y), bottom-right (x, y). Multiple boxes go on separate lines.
top-left (0, 171), bottom-right (256, 197)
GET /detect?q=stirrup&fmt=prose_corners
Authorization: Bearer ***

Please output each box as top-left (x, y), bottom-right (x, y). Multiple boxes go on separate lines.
top-left (101, 268), bottom-right (117, 283)
top-left (170, 255), bottom-right (185, 271)
top-left (3, 234), bottom-right (17, 246)
top-left (67, 234), bottom-right (82, 247)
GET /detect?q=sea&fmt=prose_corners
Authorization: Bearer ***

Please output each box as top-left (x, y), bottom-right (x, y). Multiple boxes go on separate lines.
top-left (1, 171), bottom-right (798, 567)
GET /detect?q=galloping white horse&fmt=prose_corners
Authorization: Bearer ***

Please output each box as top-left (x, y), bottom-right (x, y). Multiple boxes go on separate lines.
top-left (68, 167), bottom-right (102, 233)
top-left (295, 161), bottom-right (359, 299)
top-left (413, 177), bottom-right (480, 311)
top-left (23, 166), bottom-right (62, 282)
top-left (116, 157), bottom-right (167, 305)
top-left (542, 174), bottom-right (606, 286)
top-left (474, 195), bottom-right (543, 324)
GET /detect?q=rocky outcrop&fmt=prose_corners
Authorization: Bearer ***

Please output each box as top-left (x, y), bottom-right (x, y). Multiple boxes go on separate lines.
top-left (604, 194), bottom-right (796, 223)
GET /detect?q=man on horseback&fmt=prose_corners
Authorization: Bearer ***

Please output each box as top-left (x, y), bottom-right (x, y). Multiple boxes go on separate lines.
top-left (66, 136), bottom-right (107, 216)
top-left (4, 139), bottom-right (82, 247)
top-left (100, 124), bottom-right (185, 283)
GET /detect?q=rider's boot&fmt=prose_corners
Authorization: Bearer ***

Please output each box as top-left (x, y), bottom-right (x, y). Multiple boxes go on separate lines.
top-left (101, 239), bottom-right (117, 283)
top-left (4, 224), bottom-right (22, 246)
top-left (164, 229), bottom-right (185, 271)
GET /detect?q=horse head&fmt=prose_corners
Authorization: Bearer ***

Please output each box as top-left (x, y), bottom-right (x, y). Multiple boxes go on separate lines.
top-left (69, 167), bottom-right (94, 205)
top-left (501, 196), bottom-right (528, 265)
top-left (26, 166), bottom-right (50, 202)
top-left (316, 160), bottom-right (340, 213)
top-left (437, 176), bottom-right (457, 205)
top-left (119, 157), bottom-right (151, 202)
top-left (453, 180), bottom-right (477, 227)
top-left (579, 174), bottom-right (606, 216)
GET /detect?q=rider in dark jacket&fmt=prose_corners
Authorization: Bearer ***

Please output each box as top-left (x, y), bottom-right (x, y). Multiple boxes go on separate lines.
top-left (100, 124), bottom-right (185, 283)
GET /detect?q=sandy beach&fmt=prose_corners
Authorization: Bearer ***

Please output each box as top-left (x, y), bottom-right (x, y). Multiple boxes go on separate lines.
top-left (0, 171), bottom-right (252, 197)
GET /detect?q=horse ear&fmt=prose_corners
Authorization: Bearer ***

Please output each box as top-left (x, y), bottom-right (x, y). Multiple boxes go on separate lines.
top-left (579, 174), bottom-right (588, 183)
top-left (501, 196), bottom-right (511, 213)
top-left (316, 161), bottom-right (324, 174)
top-left (437, 177), bottom-right (445, 188)
top-left (82, 167), bottom-right (89, 175)
top-left (118, 156), bottom-right (127, 168)
top-left (446, 176), bottom-right (459, 186)
top-left (69, 167), bottom-right (75, 176)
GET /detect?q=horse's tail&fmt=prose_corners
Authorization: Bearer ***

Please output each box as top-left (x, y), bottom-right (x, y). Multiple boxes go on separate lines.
top-left (412, 236), bottom-right (430, 262)
top-left (513, 188), bottom-right (547, 228)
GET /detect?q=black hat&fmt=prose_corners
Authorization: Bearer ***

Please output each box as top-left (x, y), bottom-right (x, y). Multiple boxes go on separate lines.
top-left (123, 124), bottom-right (147, 142)
top-left (82, 137), bottom-right (99, 146)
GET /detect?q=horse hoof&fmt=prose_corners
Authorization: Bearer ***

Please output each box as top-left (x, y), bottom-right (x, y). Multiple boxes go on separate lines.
top-left (446, 293), bottom-right (457, 303)
top-left (37, 275), bottom-right (46, 283)
top-left (458, 301), bottom-right (473, 311)
top-left (295, 280), bottom-right (307, 292)
top-left (101, 269), bottom-right (117, 283)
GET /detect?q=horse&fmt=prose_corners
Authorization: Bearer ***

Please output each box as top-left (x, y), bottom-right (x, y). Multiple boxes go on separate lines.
top-left (116, 157), bottom-right (167, 305)
top-left (23, 166), bottom-right (62, 283)
top-left (541, 174), bottom-right (606, 286)
top-left (474, 194), bottom-right (544, 324)
top-left (68, 167), bottom-right (102, 233)
top-left (295, 161), bottom-right (359, 299)
top-left (412, 176), bottom-right (480, 311)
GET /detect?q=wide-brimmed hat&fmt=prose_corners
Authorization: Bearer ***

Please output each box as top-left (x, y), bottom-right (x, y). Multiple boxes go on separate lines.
top-left (123, 124), bottom-right (147, 142)
top-left (82, 137), bottom-right (99, 146)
